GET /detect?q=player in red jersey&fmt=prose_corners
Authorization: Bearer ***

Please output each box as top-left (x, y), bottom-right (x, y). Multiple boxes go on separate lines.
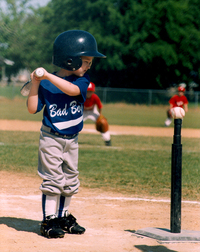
top-left (165, 83), bottom-right (189, 126)
top-left (83, 82), bottom-right (111, 146)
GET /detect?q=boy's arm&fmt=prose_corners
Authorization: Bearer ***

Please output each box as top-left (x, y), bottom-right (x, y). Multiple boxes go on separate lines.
top-left (27, 67), bottom-right (82, 114)
top-left (27, 72), bottom-right (40, 114)
top-left (36, 68), bottom-right (81, 96)
top-left (96, 96), bottom-right (103, 114)
top-left (184, 103), bottom-right (188, 112)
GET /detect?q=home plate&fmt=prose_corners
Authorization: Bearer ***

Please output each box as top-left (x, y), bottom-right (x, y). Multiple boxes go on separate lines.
top-left (135, 227), bottom-right (200, 242)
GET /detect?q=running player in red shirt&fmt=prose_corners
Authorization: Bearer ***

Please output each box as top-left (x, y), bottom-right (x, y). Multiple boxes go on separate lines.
top-left (165, 83), bottom-right (188, 126)
top-left (83, 82), bottom-right (111, 146)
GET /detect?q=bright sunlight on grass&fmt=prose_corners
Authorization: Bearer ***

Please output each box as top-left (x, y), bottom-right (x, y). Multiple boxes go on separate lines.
top-left (0, 131), bottom-right (199, 201)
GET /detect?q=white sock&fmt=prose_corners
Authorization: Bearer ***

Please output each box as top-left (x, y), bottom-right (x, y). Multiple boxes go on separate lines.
top-left (57, 195), bottom-right (72, 218)
top-left (101, 131), bottom-right (111, 141)
top-left (42, 194), bottom-right (58, 220)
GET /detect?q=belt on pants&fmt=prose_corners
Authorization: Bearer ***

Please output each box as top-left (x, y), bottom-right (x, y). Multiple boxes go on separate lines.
top-left (41, 125), bottom-right (78, 139)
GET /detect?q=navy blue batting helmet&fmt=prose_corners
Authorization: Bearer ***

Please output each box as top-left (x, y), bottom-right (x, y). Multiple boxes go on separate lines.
top-left (53, 30), bottom-right (106, 71)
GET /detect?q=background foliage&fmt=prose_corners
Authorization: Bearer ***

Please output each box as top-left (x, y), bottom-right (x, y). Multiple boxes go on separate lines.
top-left (0, 0), bottom-right (200, 89)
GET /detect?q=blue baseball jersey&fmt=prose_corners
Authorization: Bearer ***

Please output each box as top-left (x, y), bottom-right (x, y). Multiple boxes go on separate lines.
top-left (36, 73), bottom-right (90, 135)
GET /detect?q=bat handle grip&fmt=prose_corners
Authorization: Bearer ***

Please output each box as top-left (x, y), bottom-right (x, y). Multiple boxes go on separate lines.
top-left (34, 68), bottom-right (44, 77)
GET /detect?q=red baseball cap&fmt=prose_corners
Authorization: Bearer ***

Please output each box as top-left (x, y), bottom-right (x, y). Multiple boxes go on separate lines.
top-left (178, 86), bottom-right (186, 92)
top-left (87, 82), bottom-right (95, 92)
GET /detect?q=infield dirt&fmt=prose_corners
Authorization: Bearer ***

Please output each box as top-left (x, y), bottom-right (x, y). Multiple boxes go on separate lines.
top-left (0, 119), bottom-right (200, 138)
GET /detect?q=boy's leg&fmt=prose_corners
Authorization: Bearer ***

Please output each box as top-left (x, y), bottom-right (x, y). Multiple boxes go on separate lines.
top-left (57, 195), bottom-right (85, 234)
top-left (83, 108), bottom-right (111, 145)
top-left (42, 194), bottom-right (58, 220)
top-left (165, 118), bottom-right (172, 126)
top-left (58, 136), bottom-right (85, 234)
top-left (58, 211), bottom-right (86, 234)
top-left (38, 130), bottom-right (67, 195)
top-left (41, 194), bottom-right (65, 238)
top-left (83, 110), bottom-right (99, 122)
top-left (57, 195), bottom-right (72, 218)
top-left (101, 131), bottom-right (112, 146)
top-left (38, 131), bottom-right (67, 238)
top-left (165, 109), bottom-right (173, 126)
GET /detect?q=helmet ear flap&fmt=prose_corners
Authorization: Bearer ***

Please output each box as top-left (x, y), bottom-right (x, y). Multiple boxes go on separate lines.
top-left (53, 55), bottom-right (82, 71)
top-left (63, 56), bottom-right (82, 71)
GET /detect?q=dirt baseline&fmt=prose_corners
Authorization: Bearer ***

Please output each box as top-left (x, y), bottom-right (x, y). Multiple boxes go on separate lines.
top-left (0, 119), bottom-right (200, 138)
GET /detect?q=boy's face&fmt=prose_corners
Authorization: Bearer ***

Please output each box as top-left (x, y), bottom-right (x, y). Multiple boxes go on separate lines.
top-left (86, 91), bottom-right (94, 99)
top-left (73, 56), bottom-right (93, 77)
top-left (178, 91), bottom-right (184, 97)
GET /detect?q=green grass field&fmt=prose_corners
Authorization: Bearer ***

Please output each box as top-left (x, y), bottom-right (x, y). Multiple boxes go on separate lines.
top-left (0, 93), bottom-right (199, 200)
top-left (0, 131), bottom-right (199, 200)
top-left (0, 96), bottom-right (200, 128)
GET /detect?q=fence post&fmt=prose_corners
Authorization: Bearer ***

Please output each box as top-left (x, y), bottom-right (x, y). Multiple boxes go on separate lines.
top-left (195, 93), bottom-right (198, 108)
top-left (148, 90), bottom-right (152, 105)
top-left (103, 88), bottom-right (107, 104)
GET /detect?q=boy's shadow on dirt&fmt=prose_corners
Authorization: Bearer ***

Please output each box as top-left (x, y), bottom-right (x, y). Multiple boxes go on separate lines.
top-left (0, 217), bottom-right (41, 235)
top-left (135, 245), bottom-right (178, 252)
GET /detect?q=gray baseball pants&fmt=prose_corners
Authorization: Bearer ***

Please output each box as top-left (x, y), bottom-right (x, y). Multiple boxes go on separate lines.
top-left (38, 126), bottom-right (80, 197)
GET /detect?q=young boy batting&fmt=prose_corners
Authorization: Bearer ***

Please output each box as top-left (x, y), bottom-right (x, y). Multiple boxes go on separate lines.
top-left (27, 30), bottom-right (106, 238)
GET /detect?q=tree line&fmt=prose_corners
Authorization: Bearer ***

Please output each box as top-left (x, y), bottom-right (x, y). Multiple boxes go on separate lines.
top-left (0, 0), bottom-right (200, 90)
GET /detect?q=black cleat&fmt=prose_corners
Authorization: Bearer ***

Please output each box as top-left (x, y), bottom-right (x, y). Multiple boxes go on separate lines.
top-left (40, 215), bottom-right (65, 238)
top-left (59, 213), bottom-right (85, 234)
top-left (105, 140), bottom-right (112, 146)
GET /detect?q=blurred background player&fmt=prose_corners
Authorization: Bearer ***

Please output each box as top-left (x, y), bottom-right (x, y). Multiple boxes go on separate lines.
top-left (165, 83), bottom-right (189, 126)
top-left (83, 82), bottom-right (111, 146)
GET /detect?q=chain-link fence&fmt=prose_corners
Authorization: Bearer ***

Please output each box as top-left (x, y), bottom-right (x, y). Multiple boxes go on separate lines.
top-left (95, 87), bottom-right (200, 107)
top-left (0, 82), bottom-right (200, 107)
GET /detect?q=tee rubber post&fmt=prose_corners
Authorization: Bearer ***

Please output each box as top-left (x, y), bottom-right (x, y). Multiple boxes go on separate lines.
top-left (170, 118), bottom-right (182, 233)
